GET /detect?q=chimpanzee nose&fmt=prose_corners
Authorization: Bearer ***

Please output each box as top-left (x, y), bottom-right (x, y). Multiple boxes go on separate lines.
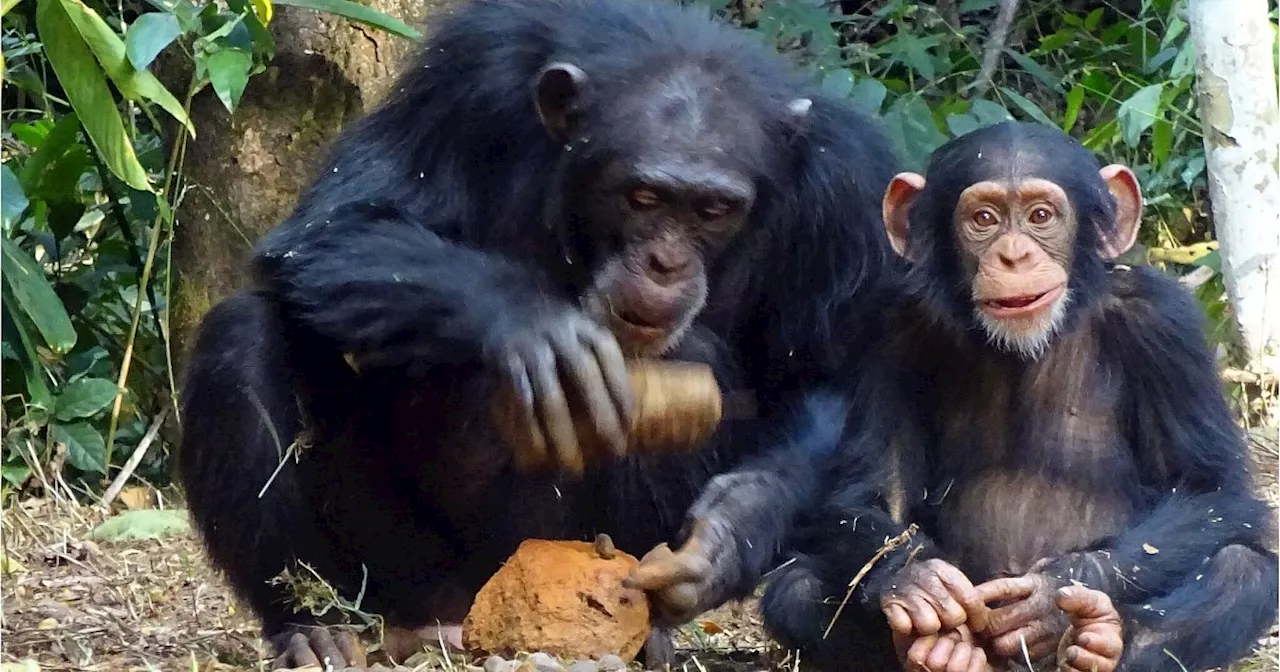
top-left (645, 245), bottom-right (696, 285)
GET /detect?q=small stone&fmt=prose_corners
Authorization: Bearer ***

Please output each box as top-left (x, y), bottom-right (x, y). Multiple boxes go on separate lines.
top-left (484, 655), bottom-right (511, 672)
top-left (566, 661), bottom-right (598, 672)
top-left (597, 654), bottom-right (625, 671)
top-left (527, 652), bottom-right (564, 672)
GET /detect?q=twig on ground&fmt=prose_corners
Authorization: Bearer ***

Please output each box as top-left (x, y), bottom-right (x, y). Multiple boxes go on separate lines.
top-left (967, 0), bottom-right (1020, 96)
top-left (100, 407), bottom-right (171, 510)
top-left (822, 523), bottom-right (919, 640)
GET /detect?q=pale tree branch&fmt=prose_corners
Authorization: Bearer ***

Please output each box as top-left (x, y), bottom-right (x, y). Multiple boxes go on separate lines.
top-left (968, 0), bottom-right (1020, 97)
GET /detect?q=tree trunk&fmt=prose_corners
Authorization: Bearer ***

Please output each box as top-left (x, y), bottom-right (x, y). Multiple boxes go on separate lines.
top-left (1187, 0), bottom-right (1280, 377)
top-left (167, 0), bottom-right (456, 376)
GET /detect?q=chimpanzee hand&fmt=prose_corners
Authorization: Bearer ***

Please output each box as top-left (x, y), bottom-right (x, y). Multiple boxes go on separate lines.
top-left (894, 624), bottom-right (994, 672)
top-left (881, 559), bottom-right (991, 638)
top-left (623, 519), bottom-right (729, 625)
top-left (270, 625), bottom-right (366, 670)
top-left (487, 305), bottom-right (635, 476)
top-left (1055, 586), bottom-right (1123, 672)
top-left (973, 573), bottom-right (1071, 661)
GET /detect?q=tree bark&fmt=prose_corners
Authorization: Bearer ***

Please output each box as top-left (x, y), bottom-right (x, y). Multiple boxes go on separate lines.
top-left (1187, 0), bottom-right (1280, 378)
top-left (167, 0), bottom-right (456, 376)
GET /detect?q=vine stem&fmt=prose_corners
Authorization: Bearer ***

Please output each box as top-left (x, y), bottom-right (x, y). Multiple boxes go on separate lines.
top-left (102, 83), bottom-right (197, 473)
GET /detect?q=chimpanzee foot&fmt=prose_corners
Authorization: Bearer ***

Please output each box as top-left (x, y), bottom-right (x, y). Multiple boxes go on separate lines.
top-left (641, 627), bottom-right (677, 669)
top-left (1054, 587), bottom-right (1123, 672)
top-left (270, 625), bottom-right (367, 670)
top-left (381, 623), bottom-right (465, 662)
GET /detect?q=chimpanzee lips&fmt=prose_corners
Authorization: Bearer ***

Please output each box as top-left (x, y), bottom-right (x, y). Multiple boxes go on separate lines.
top-left (979, 284), bottom-right (1066, 318)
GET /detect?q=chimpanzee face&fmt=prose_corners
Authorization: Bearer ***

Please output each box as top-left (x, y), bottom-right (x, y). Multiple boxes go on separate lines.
top-left (532, 60), bottom-right (803, 355)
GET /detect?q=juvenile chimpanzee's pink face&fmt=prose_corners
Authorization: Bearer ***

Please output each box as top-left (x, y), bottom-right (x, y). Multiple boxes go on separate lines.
top-left (533, 60), bottom-right (802, 355)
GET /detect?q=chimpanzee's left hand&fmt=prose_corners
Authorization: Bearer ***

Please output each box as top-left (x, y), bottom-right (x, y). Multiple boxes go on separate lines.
top-left (623, 518), bottom-right (729, 625)
top-left (973, 573), bottom-right (1071, 660)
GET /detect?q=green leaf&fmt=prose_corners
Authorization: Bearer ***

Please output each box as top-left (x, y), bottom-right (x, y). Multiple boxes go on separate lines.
top-left (1033, 29), bottom-right (1075, 56)
top-left (1180, 155), bottom-right (1206, 187)
top-left (1062, 84), bottom-right (1085, 132)
top-left (999, 87), bottom-right (1056, 127)
top-left (968, 98), bottom-right (1013, 127)
top-left (272, 0), bottom-right (419, 39)
top-left (821, 69), bottom-right (853, 99)
top-left (946, 112), bottom-right (981, 138)
top-left (884, 96), bottom-right (948, 171)
top-left (1117, 83), bottom-right (1163, 147)
top-left (17, 111), bottom-right (81, 193)
top-left (54, 0), bottom-right (193, 138)
top-left (1145, 46), bottom-right (1178, 74)
top-left (125, 12), bottom-right (181, 70)
top-left (1161, 16), bottom-right (1187, 50)
top-left (1170, 42), bottom-right (1196, 79)
top-left (900, 36), bottom-right (936, 80)
top-left (204, 48), bottom-right (253, 113)
top-left (1084, 7), bottom-right (1104, 31)
top-left (0, 236), bottom-right (76, 354)
top-left (1151, 115), bottom-right (1173, 168)
top-left (50, 421), bottom-right (106, 473)
top-left (1003, 49), bottom-right (1059, 91)
top-left (849, 78), bottom-right (887, 115)
top-left (35, 0), bottom-right (151, 190)
top-left (1, 290), bottom-right (53, 411)
top-left (54, 377), bottom-right (120, 421)
top-left (1, 164), bottom-right (29, 229)
top-left (89, 509), bottom-right (191, 542)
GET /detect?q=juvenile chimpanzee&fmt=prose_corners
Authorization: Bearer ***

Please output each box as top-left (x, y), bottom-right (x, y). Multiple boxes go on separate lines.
top-left (178, 0), bottom-right (900, 667)
top-left (760, 121), bottom-right (1278, 671)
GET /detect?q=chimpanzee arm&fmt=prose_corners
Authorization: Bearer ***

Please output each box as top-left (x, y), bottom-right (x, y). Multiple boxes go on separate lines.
top-left (1039, 266), bottom-right (1274, 601)
top-left (251, 195), bottom-right (556, 371)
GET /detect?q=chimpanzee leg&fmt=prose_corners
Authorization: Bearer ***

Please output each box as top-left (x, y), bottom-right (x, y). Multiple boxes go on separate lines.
top-left (1117, 543), bottom-right (1278, 671)
top-left (760, 555), bottom-right (900, 669)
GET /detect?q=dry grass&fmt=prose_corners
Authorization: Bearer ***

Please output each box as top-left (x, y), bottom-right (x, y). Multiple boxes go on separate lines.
top-left (1, 428), bottom-right (1276, 671)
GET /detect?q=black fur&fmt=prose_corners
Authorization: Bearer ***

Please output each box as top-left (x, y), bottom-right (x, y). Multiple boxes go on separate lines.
top-left (761, 122), bottom-right (1278, 671)
top-left (178, 0), bottom-right (899, 657)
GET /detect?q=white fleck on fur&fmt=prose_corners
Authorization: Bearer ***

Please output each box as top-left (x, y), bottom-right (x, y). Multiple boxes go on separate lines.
top-left (974, 288), bottom-right (1072, 361)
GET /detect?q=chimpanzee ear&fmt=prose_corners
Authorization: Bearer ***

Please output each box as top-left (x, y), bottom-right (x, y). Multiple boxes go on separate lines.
top-left (882, 172), bottom-right (926, 260)
top-left (534, 62), bottom-right (589, 142)
top-left (1098, 164), bottom-right (1143, 259)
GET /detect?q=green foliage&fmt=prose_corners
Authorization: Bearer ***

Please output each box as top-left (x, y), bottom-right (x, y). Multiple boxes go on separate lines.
top-left (2, 0), bottom-right (413, 499)
top-left (703, 0), bottom-right (1232, 344)
top-left (88, 508), bottom-right (191, 541)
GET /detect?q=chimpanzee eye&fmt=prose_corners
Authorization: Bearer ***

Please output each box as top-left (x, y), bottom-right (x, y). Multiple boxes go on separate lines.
top-left (629, 187), bottom-right (661, 210)
top-left (1029, 207), bottom-right (1053, 225)
top-left (972, 209), bottom-right (998, 228)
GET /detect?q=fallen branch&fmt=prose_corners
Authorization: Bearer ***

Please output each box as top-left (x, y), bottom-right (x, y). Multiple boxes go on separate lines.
top-left (968, 0), bottom-right (1020, 97)
top-left (1222, 367), bottom-right (1278, 387)
top-left (100, 406), bottom-right (170, 510)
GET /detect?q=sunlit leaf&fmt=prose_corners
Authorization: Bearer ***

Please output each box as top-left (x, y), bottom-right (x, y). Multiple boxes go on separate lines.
top-left (272, 0), bottom-right (419, 39)
top-left (1117, 83), bottom-right (1163, 147)
top-left (1033, 29), bottom-right (1075, 56)
top-left (125, 12), bottom-right (181, 70)
top-left (17, 111), bottom-right (81, 193)
top-left (1, 164), bottom-right (29, 229)
top-left (50, 421), bottom-right (107, 474)
top-left (250, 0), bottom-right (272, 23)
top-left (1151, 116), bottom-right (1172, 168)
top-left (54, 377), bottom-right (120, 421)
top-left (1084, 7), bottom-right (1104, 31)
top-left (1180, 155), bottom-right (1206, 187)
top-left (35, 0), bottom-right (151, 190)
top-left (1148, 241), bottom-right (1218, 266)
top-left (88, 509), bottom-right (191, 541)
top-left (204, 48), bottom-right (253, 113)
top-left (1062, 85), bottom-right (1085, 132)
top-left (0, 236), bottom-right (76, 353)
top-left (54, 0), bottom-right (193, 138)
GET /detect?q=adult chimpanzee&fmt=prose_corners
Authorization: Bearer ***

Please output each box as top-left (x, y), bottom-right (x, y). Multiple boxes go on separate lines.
top-left (178, 0), bottom-right (900, 667)
top-left (760, 121), bottom-right (1278, 672)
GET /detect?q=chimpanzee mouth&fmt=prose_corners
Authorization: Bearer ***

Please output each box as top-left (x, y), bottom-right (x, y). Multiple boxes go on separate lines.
top-left (615, 310), bottom-right (668, 334)
top-left (980, 284), bottom-right (1065, 318)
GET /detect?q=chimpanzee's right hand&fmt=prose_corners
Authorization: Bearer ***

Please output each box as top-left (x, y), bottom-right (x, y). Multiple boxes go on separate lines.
top-left (486, 304), bottom-right (635, 476)
top-left (881, 559), bottom-right (991, 638)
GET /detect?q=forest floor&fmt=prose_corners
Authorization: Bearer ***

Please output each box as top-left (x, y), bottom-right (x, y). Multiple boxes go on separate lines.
top-left (1, 427), bottom-right (1277, 672)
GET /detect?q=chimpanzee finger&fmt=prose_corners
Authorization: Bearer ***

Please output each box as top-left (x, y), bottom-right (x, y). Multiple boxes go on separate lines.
top-left (990, 622), bottom-right (1057, 660)
top-left (503, 353), bottom-right (547, 470)
top-left (903, 595), bottom-right (943, 635)
top-left (974, 576), bottom-right (1036, 607)
top-left (966, 645), bottom-right (989, 672)
top-left (333, 629), bottom-right (366, 667)
top-left (936, 568), bottom-right (989, 632)
top-left (924, 635), bottom-right (956, 671)
top-left (307, 627), bottom-right (353, 669)
top-left (524, 342), bottom-right (583, 475)
top-left (943, 640), bottom-right (974, 672)
top-left (905, 634), bottom-right (941, 668)
top-left (884, 603), bottom-right (914, 635)
top-left (625, 549), bottom-right (705, 590)
top-left (1062, 645), bottom-right (1118, 672)
top-left (273, 632), bottom-right (320, 669)
top-left (550, 329), bottom-right (627, 458)
top-left (581, 323), bottom-right (635, 428)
